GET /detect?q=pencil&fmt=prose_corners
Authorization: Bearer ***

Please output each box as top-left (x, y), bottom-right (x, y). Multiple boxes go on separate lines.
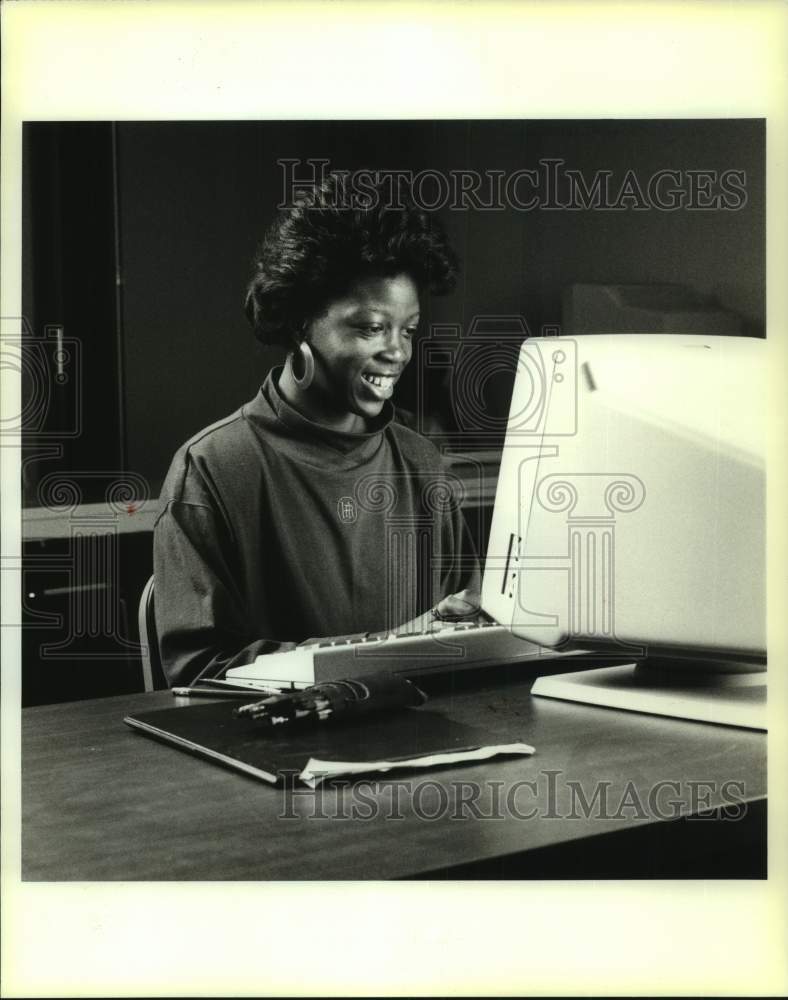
top-left (172, 686), bottom-right (267, 699)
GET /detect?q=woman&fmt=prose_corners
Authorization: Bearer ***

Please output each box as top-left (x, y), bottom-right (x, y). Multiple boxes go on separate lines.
top-left (154, 174), bottom-right (480, 687)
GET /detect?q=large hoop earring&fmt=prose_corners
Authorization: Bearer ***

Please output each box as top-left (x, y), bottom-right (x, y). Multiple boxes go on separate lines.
top-left (290, 340), bottom-right (315, 391)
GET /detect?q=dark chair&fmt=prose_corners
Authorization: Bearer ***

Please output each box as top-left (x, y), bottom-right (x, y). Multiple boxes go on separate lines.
top-left (137, 575), bottom-right (168, 691)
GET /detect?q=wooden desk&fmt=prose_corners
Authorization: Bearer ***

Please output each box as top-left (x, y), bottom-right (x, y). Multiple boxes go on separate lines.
top-left (22, 667), bottom-right (766, 880)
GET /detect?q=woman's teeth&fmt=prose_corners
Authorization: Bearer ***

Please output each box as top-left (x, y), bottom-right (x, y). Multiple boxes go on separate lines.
top-left (362, 374), bottom-right (395, 388)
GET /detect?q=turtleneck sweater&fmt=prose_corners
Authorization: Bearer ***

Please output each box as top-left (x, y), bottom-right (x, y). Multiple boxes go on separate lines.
top-left (153, 367), bottom-right (480, 686)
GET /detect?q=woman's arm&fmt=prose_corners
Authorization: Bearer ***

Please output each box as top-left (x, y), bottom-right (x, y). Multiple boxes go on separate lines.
top-left (153, 499), bottom-right (295, 687)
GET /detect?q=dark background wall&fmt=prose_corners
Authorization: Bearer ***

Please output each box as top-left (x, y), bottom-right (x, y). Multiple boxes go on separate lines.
top-left (520, 119), bottom-right (764, 334)
top-left (107, 119), bottom-right (764, 498)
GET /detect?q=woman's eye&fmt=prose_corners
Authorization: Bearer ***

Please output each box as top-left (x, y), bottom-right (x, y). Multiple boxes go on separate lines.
top-left (355, 323), bottom-right (417, 339)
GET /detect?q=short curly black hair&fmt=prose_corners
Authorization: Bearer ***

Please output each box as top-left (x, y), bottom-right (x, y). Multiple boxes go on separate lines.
top-left (244, 172), bottom-right (459, 347)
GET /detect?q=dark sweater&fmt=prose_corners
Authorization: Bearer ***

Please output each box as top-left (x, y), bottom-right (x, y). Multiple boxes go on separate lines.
top-left (154, 367), bottom-right (479, 686)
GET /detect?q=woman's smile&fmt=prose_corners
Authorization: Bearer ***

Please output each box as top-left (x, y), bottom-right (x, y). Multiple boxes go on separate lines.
top-left (360, 370), bottom-right (400, 398)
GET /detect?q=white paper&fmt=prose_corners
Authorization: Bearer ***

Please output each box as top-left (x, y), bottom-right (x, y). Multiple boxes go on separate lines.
top-left (299, 741), bottom-right (536, 788)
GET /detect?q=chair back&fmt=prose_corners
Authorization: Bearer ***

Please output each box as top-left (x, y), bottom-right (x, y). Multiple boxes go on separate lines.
top-left (138, 575), bottom-right (168, 690)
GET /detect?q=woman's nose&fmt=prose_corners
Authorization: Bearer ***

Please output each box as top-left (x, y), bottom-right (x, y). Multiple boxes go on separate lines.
top-left (380, 329), bottom-right (411, 364)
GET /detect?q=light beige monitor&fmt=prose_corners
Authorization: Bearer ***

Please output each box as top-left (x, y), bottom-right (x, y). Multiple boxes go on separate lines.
top-left (481, 334), bottom-right (766, 729)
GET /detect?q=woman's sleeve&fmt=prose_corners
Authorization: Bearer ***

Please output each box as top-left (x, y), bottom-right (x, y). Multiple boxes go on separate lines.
top-left (439, 485), bottom-right (482, 600)
top-left (153, 499), bottom-right (294, 687)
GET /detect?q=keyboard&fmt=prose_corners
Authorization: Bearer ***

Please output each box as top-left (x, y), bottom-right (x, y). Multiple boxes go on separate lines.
top-left (226, 622), bottom-right (586, 689)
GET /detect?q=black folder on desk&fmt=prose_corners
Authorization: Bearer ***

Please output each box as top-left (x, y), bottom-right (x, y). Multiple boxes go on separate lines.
top-left (124, 701), bottom-right (535, 786)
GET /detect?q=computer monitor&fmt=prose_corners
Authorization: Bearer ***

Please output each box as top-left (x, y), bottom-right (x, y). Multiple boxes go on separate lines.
top-left (481, 334), bottom-right (766, 729)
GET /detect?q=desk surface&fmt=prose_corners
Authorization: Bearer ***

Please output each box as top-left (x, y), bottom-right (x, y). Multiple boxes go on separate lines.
top-left (22, 667), bottom-right (766, 880)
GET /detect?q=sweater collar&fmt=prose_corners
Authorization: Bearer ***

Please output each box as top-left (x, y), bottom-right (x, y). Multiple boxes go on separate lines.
top-left (243, 366), bottom-right (394, 466)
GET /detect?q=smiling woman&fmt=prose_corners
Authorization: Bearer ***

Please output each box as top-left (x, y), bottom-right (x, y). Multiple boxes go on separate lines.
top-left (279, 271), bottom-right (421, 433)
top-left (153, 174), bottom-right (479, 687)
top-left (246, 172), bottom-right (458, 432)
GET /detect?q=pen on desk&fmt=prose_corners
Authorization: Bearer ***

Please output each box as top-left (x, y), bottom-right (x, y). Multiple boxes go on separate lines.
top-left (172, 686), bottom-right (268, 699)
top-left (188, 677), bottom-right (287, 695)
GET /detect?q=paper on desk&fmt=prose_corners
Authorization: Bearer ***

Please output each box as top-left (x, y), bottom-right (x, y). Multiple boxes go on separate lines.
top-left (299, 741), bottom-right (535, 788)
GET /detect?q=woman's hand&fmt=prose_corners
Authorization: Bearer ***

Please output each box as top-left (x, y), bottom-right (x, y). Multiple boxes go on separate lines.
top-left (432, 588), bottom-right (481, 622)
top-left (378, 589), bottom-right (485, 639)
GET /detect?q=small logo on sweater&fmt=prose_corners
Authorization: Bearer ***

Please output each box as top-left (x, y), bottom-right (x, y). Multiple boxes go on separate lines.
top-left (337, 496), bottom-right (357, 523)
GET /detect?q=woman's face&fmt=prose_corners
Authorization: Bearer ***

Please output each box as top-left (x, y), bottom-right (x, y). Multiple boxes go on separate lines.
top-left (305, 272), bottom-right (420, 430)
